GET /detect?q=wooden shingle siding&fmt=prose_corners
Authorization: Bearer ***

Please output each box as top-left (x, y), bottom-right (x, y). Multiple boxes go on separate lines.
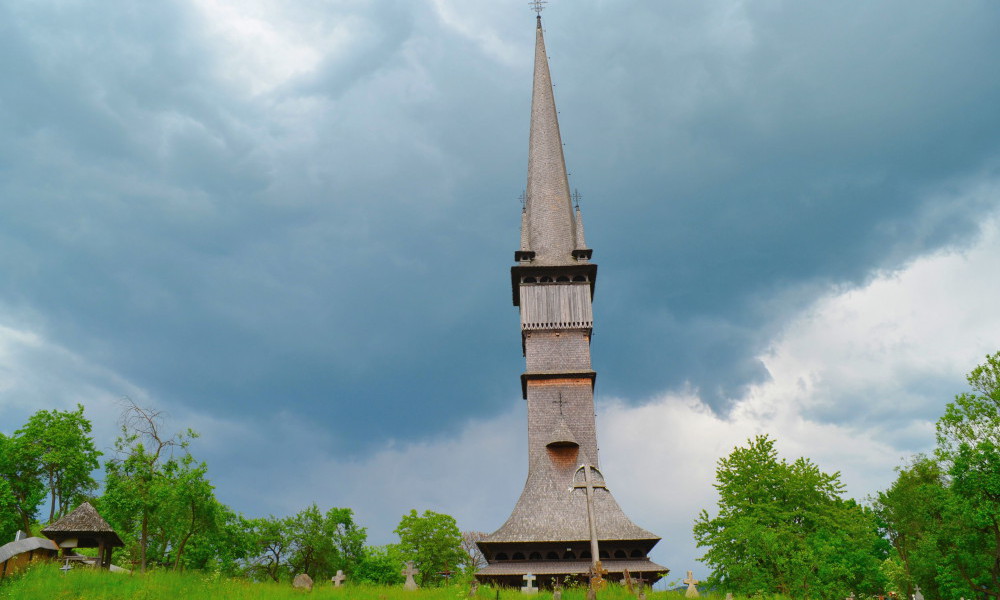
top-left (519, 283), bottom-right (592, 330)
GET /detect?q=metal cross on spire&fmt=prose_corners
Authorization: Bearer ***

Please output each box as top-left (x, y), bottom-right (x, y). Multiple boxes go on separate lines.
top-left (529, 0), bottom-right (547, 16)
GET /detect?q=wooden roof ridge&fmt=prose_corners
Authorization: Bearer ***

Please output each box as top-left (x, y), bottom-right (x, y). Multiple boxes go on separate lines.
top-left (42, 501), bottom-right (116, 534)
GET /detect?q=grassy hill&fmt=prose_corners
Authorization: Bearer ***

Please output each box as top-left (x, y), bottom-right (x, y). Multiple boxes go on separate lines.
top-left (1, 563), bottom-right (701, 600)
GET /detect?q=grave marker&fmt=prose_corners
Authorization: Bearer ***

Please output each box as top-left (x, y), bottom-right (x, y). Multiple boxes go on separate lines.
top-left (684, 571), bottom-right (700, 598)
top-left (402, 561), bottom-right (420, 591)
top-left (332, 570), bottom-right (346, 587)
top-left (522, 573), bottom-right (538, 594)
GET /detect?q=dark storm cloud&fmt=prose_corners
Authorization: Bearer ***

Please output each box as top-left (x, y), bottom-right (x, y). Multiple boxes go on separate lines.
top-left (1, 0), bottom-right (998, 463)
top-left (550, 1), bottom-right (1000, 406)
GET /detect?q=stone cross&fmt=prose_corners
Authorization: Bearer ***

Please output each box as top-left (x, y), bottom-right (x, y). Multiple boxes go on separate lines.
top-left (553, 582), bottom-right (563, 600)
top-left (913, 586), bottom-right (924, 600)
top-left (331, 570), bottom-right (346, 587)
top-left (522, 573), bottom-right (538, 594)
top-left (402, 561), bottom-right (419, 591)
top-left (684, 570), bottom-right (700, 598)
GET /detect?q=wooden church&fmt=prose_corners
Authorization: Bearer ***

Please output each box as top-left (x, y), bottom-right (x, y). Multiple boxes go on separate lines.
top-left (475, 6), bottom-right (668, 589)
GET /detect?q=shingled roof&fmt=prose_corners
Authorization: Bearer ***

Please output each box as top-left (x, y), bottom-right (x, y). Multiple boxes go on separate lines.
top-left (480, 449), bottom-right (659, 544)
top-left (42, 502), bottom-right (123, 546)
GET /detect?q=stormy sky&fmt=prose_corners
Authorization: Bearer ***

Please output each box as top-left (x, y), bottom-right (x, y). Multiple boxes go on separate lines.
top-left (2, 0), bottom-right (999, 582)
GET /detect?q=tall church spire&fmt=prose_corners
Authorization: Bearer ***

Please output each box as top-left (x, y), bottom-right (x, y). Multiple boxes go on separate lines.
top-left (519, 16), bottom-right (588, 266)
top-left (477, 10), bottom-right (665, 588)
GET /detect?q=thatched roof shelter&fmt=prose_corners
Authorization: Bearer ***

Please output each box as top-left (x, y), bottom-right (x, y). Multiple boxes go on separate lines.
top-left (42, 502), bottom-right (123, 569)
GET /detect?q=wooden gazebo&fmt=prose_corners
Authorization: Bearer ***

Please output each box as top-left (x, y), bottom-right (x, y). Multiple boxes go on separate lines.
top-left (42, 502), bottom-right (123, 569)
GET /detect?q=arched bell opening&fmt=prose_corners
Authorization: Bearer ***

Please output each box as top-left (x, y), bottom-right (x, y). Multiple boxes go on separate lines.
top-left (545, 442), bottom-right (579, 468)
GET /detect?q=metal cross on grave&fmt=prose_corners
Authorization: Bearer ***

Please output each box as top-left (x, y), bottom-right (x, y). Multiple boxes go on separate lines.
top-left (588, 561), bottom-right (609, 591)
top-left (331, 569), bottom-right (346, 587)
top-left (684, 571), bottom-right (700, 598)
top-left (402, 561), bottom-right (420, 591)
top-left (522, 573), bottom-right (538, 594)
top-left (60, 559), bottom-right (72, 574)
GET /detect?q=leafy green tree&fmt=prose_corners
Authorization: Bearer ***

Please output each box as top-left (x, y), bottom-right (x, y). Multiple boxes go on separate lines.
top-left (394, 509), bottom-right (465, 586)
top-left (694, 435), bottom-right (886, 599)
top-left (933, 352), bottom-right (1000, 600)
top-left (873, 455), bottom-right (949, 599)
top-left (15, 404), bottom-right (101, 522)
top-left (100, 398), bottom-right (199, 572)
top-left (244, 515), bottom-right (294, 582)
top-left (876, 353), bottom-right (1000, 600)
top-left (184, 506), bottom-right (255, 576)
top-left (159, 453), bottom-right (220, 570)
top-left (0, 431), bottom-right (45, 535)
top-left (355, 545), bottom-right (405, 585)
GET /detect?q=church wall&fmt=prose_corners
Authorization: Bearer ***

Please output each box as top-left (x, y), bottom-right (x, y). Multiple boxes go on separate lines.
top-left (524, 330), bottom-right (591, 371)
top-left (526, 379), bottom-right (599, 469)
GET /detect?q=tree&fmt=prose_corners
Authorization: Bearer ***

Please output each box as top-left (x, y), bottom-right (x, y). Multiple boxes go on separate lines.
top-left (245, 515), bottom-right (294, 582)
top-left (100, 398), bottom-right (198, 572)
top-left (286, 504), bottom-right (367, 580)
top-left (694, 435), bottom-right (886, 599)
top-left (393, 509), bottom-right (465, 586)
top-left (0, 431), bottom-right (45, 535)
top-left (355, 545), bottom-right (405, 585)
top-left (461, 531), bottom-right (488, 575)
top-left (933, 352), bottom-right (1000, 600)
top-left (873, 455), bottom-right (949, 599)
top-left (15, 404), bottom-right (101, 522)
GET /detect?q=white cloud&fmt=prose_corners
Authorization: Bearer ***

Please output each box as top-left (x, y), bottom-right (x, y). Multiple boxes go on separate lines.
top-left (187, 0), bottom-right (367, 95)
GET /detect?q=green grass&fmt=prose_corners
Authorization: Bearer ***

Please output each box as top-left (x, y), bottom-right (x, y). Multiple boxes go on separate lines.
top-left (1, 563), bottom-right (720, 600)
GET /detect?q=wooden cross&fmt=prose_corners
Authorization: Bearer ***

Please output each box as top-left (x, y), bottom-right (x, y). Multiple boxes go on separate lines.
top-left (573, 465), bottom-right (607, 570)
top-left (522, 573), bottom-right (538, 594)
top-left (622, 568), bottom-right (634, 594)
top-left (332, 569), bottom-right (346, 587)
top-left (635, 575), bottom-right (649, 600)
top-left (402, 561), bottom-right (419, 590)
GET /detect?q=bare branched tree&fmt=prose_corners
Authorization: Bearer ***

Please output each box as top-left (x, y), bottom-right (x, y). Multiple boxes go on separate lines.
top-left (461, 530), bottom-right (488, 572)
